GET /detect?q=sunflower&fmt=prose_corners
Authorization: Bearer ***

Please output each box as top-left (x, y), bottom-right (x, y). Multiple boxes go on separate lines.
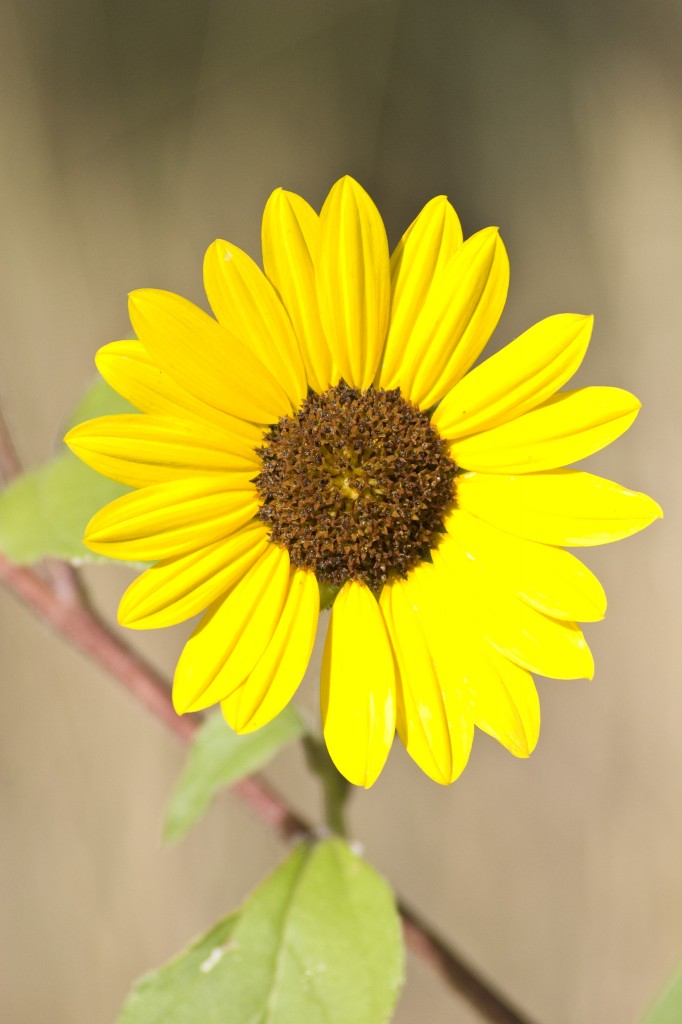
top-left (65, 176), bottom-right (661, 787)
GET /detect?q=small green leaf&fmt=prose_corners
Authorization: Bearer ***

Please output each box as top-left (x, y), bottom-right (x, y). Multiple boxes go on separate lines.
top-left (117, 912), bottom-right (241, 1024)
top-left (163, 708), bottom-right (307, 843)
top-left (642, 963), bottom-right (682, 1024)
top-left (65, 376), bottom-right (135, 430)
top-left (0, 378), bottom-right (134, 565)
top-left (117, 838), bottom-right (404, 1024)
top-left (0, 453), bottom-right (129, 564)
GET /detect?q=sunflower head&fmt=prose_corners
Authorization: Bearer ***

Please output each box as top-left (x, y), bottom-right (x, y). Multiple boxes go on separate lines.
top-left (65, 175), bottom-right (662, 788)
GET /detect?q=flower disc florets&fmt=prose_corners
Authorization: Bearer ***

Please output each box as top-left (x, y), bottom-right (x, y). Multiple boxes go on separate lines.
top-left (255, 383), bottom-right (457, 588)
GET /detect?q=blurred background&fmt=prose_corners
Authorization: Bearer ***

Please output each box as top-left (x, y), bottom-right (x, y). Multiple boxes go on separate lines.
top-left (0, 1), bottom-right (680, 1021)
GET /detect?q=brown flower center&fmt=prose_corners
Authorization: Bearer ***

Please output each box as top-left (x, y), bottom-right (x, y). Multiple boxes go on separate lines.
top-left (255, 383), bottom-right (457, 589)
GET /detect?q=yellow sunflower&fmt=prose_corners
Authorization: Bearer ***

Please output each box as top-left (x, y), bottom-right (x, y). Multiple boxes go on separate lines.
top-left (65, 176), bottom-right (661, 787)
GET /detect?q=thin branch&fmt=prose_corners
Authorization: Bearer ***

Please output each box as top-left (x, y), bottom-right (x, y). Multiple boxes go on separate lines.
top-left (401, 913), bottom-right (536, 1024)
top-left (43, 559), bottom-right (84, 606)
top-left (0, 403), bottom-right (23, 482)
top-left (0, 554), bottom-right (194, 737)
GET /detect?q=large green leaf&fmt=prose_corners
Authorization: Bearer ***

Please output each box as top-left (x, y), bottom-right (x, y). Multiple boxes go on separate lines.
top-left (642, 963), bottom-right (682, 1024)
top-left (117, 838), bottom-right (404, 1024)
top-left (0, 379), bottom-right (133, 564)
top-left (117, 912), bottom-right (241, 1024)
top-left (163, 708), bottom-right (307, 843)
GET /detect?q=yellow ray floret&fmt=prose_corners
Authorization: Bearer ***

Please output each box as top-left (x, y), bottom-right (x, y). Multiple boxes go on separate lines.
top-left (321, 581), bottom-right (396, 788)
top-left (316, 176), bottom-right (390, 391)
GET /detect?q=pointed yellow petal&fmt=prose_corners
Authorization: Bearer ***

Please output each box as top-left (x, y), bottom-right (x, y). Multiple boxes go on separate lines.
top-left (456, 469), bottom-right (663, 546)
top-left (433, 539), bottom-right (594, 680)
top-left (65, 414), bottom-right (260, 488)
top-left (320, 580), bottom-right (396, 787)
top-left (119, 523), bottom-right (269, 629)
top-left (84, 476), bottom-right (258, 560)
top-left (128, 289), bottom-right (291, 423)
top-left (173, 543), bottom-right (290, 713)
top-left (408, 558), bottom-right (535, 759)
top-left (203, 239), bottom-right (307, 409)
top-left (464, 645), bottom-right (540, 758)
top-left (381, 577), bottom-right (473, 784)
top-left (379, 196), bottom-right (462, 388)
top-left (445, 509), bottom-right (606, 621)
top-left (488, 605), bottom-right (594, 681)
top-left (395, 227), bottom-right (509, 409)
top-left (316, 176), bottom-right (390, 389)
top-left (95, 340), bottom-right (263, 439)
top-left (262, 188), bottom-right (334, 393)
top-left (452, 387), bottom-right (641, 474)
top-left (221, 567), bottom-right (319, 732)
top-left (432, 313), bottom-right (593, 440)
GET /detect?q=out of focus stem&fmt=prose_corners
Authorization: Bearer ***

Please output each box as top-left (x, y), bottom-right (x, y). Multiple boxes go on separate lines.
top-left (303, 734), bottom-right (351, 837)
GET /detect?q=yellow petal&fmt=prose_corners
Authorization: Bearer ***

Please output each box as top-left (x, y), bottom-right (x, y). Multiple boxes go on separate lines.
top-left (128, 289), bottom-right (291, 424)
top-left (395, 227), bottom-right (509, 409)
top-left (316, 176), bottom-right (390, 389)
top-left (380, 576), bottom-right (473, 784)
top-left (445, 509), bottom-right (606, 621)
top-left (456, 469), bottom-right (663, 546)
top-left (379, 196), bottom-right (462, 388)
top-left (203, 239), bottom-right (307, 409)
top-left (463, 645), bottom-right (540, 758)
top-left (431, 313), bottom-right (593, 440)
top-left (95, 340), bottom-right (263, 439)
top-left (84, 476), bottom-right (258, 560)
top-left (433, 539), bottom-right (594, 680)
top-left (65, 414), bottom-right (260, 488)
top-left (452, 387), bottom-right (641, 473)
top-left (407, 558), bottom-right (535, 759)
top-left (261, 188), bottom-right (334, 393)
top-left (173, 543), bottom-right (290, 713)
top-left (320, 580), bottom-right (396, 787)
top-left (221, 567), bottom-right (319, 732)
top-left (488, 605), bottom-right (594, 681)
top-left (119, 523), bottom-right (269, 629)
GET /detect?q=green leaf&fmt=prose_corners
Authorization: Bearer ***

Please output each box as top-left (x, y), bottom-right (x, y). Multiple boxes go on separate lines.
top-left (117, 838), bottom-right (404, 1024)
top-left (117, 912), bottom-right (241, 1024)
top-left (163, 708), bottom-right (307, 843)
top-left (0, 379), bottom-right (134, 564)
top-left (65, 376), bottom-right (135, 430)
top-left (642, 963), bottom-right (682, 1024)
top-left (0, 452), bottom-right (129, 564)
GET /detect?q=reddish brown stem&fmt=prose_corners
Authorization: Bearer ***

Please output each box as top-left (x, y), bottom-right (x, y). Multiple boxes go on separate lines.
top-left (0, 403), bottom-right (23, 482)
top-left (401, 913), bottom-right (536, 1024)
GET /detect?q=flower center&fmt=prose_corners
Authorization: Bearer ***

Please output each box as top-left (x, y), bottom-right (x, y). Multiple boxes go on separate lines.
top-left (255, 383), bottom-right (457, 589)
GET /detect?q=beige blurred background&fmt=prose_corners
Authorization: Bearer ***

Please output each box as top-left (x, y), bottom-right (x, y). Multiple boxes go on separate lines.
top-left (0, 1), bottom-right (680, 1021)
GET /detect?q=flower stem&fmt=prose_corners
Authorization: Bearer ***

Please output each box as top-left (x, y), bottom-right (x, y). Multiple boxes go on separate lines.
top-left (303, 734), bottom-right (351, 837)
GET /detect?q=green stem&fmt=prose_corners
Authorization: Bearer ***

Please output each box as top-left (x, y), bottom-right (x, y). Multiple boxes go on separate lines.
top-left (302, 735), bottom-right (351, 837)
